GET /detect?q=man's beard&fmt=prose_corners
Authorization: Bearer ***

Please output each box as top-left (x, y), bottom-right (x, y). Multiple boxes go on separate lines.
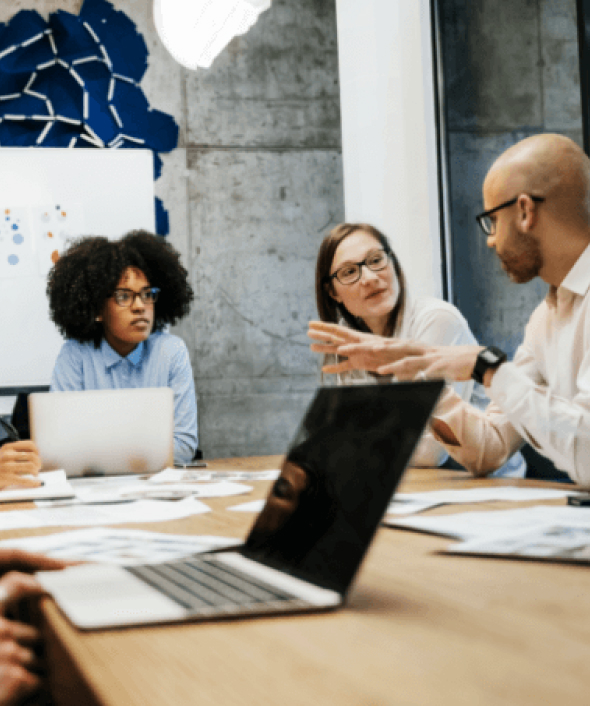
top-left (498, 228), bottom-right (543, 284)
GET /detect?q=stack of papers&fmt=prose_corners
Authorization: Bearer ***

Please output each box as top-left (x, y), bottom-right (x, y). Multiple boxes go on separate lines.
top-left (0, 468), bottom-right (265, 531)
top-left (449, 523), bottom-right (590, 563)
top-left (37, 469), bottom-right (258, 506)
top-left (71, 479), bottom-right (253, 504)
top-left (151, 469), bottom-right (280, 483)
top-left (0, 528), bottom-right (241, 565)
top-left (389, 503), bottom-right (590, 564)
top-left (386, 487), bottom-right (574, 516)
top-left (0, 496), bottom-right (212, 531)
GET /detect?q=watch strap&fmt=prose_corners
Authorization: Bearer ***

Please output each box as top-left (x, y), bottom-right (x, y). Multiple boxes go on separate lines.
top-left (472, 346), bottom-right (507, 385)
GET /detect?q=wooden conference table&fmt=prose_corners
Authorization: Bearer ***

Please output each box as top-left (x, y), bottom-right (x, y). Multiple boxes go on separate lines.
top-left (3, 456), bottom-right (590, 706)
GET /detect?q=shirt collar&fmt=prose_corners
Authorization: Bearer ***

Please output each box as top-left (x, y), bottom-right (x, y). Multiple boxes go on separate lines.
top-left (100, 338), bottom-right (146, 369)
top-left (558, 243), bottom-right (590, 297)
top-left (546, 243), bottom-right (590, 308)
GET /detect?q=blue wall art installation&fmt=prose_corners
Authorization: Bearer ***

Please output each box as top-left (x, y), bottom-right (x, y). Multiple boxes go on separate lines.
top-left (0, 0), bottom-right (179, 235)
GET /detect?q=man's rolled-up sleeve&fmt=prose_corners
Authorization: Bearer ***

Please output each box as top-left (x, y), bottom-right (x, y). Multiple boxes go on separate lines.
top-left (488, 346), bottom-right (590, 487)
top-left (430, 386), bottom-right (523, 475)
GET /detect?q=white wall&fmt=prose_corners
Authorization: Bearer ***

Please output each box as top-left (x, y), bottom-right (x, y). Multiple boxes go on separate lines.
top-left (335, 0), bottom-right (443, 299)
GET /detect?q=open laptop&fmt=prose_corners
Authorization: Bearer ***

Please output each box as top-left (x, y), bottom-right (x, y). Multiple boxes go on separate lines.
top-left (37, 381), bottom-right (444, 630)
top-left (29, 388), bottom-right (174, 477)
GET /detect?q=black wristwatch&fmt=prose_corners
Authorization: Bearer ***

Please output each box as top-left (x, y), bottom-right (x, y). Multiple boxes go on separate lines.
top-left (471, 346), bottom-right (507, 384)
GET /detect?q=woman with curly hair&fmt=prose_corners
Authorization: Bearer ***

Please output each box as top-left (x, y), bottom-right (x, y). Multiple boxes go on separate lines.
top-left (47, 230), bottom-right (198, 463)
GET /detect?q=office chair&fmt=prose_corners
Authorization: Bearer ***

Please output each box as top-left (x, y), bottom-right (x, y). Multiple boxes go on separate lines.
top-left (520, 443), bottom-right (572, 484)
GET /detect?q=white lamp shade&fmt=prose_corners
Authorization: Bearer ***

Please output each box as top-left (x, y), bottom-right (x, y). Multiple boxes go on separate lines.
top-left (154, 0), bottom-right (272, 71)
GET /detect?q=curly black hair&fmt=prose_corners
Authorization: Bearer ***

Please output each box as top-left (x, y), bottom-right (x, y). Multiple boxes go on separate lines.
top-left (47, 230), bottom-right (194, 347)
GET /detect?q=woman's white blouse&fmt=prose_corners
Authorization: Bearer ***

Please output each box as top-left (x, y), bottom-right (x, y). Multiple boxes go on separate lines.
top-left (338, 296), bottom-right (476, 467)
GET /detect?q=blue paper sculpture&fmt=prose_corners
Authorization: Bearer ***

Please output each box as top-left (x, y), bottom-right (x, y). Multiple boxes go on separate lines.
top-left (0, 0), bottom-right (177, 235)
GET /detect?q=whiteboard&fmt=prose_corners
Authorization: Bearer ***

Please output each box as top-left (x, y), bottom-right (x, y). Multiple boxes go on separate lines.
top-left (0, 148), bottom-right (155, 394)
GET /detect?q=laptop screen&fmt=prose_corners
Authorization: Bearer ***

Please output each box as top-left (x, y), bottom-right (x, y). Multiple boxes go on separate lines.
top-left (243, 381), bottom-right (443, 595)
top-left (29, 388), bottom-right (175, 476)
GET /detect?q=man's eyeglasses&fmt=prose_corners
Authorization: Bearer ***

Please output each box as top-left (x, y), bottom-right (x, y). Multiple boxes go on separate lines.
top-left (476, 195), bottom-right (545, 236)
top-left (111, 287), bottom-right (160, 308)
top-left (324, 248), bottom-right (391, 286)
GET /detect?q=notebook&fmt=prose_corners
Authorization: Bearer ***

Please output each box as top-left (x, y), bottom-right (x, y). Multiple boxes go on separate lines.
top-left (29, 388), bottom-right (175, 478)
top-left (37, 381), bottom-right (444, 630)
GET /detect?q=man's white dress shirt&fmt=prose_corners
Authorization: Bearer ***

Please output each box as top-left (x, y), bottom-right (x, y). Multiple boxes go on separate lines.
top-left (433, 243), bottom-right (590, 487)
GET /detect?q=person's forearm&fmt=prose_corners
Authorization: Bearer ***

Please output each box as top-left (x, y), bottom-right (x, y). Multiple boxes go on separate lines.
top-left (488, 362), bottom-right (589, 485)
top-left (409, 431), bottom-right (449, 468)
top-left (429, 388), bottom-right (522, 476)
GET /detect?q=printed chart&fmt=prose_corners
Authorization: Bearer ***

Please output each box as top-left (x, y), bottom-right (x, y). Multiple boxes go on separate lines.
top-left (0, 203), bottom-right (85, 279)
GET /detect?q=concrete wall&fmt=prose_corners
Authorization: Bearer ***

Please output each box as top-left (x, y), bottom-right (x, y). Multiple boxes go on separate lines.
top-left (440, 0), bottom-right (583, 354)
top-left (4, 0), bottom-right (344, 458)
top-left (9, 0), bottom-right (579, 453)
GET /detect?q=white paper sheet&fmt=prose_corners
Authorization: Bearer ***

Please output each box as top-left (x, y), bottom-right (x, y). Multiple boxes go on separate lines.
top-left (0, 496), bottom-right (210, 531)
top-left (0, 528), bottom-right (241, 565)
top-left (448, 523), bottom-right (590, 562)
top-left (150, 468), bottom-right (280, 483)
top-left (35, 475), bottom-right (254, 506)
top-left (386, 507), bottom-right (543, 540)
top-left (386, 504), bottom-right (590, 541)
top-left (0, 470), bottom-right (74, 504)
top-left (71, 480), bottom-right (252, 503)
top-left (228, 500), bottom-right (265, 513)
top-left (386, 487), bottom-right (575, 516)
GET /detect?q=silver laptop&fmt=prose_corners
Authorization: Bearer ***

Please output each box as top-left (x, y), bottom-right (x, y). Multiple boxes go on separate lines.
top-left (37, 381), bottom-right (444, 630)
top-left (29, 388), bottom-right (174, 477)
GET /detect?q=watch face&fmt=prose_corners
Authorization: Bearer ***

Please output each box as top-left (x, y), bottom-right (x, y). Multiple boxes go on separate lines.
top-left (482, 350), bottom-right (498, 364)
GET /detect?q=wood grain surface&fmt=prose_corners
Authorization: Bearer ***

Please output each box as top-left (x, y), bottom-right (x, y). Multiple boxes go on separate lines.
top-left (3, 456), bottom-right (589, 706)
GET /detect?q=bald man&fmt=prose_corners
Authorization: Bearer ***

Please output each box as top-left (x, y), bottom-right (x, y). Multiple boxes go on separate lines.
top-left (308, 133), bottom-right (590, 486)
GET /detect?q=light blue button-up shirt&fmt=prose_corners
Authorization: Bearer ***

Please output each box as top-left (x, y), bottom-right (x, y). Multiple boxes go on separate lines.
top-left (50, 332), bottom-right (198, 463)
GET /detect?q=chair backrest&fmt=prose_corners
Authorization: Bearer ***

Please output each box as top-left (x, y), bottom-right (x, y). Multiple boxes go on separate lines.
top-left (12, 389), bottom-right (50, 440)
top-left (521, 443), bottom-right (572, 484)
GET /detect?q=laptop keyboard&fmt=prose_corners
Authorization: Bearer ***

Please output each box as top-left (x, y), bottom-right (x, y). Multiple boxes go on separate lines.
top-left (127, 556), bottom-right (307, 615)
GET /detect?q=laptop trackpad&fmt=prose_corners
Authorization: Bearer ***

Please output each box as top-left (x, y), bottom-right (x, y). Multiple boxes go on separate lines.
top-left (37, 564), bottom-right (186, 629)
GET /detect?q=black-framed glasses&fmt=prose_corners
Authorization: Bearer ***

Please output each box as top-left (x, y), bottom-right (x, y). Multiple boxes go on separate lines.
top-left (476, 195), bottom-right (545, 236)
top-left (324, 249), bottom-right (391, 286)
top-left (111, 287), bottom-right (160, 308)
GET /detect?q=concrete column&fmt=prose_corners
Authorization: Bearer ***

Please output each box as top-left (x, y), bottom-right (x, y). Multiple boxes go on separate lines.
top-left (335, 0), bottom-right (444, 299)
